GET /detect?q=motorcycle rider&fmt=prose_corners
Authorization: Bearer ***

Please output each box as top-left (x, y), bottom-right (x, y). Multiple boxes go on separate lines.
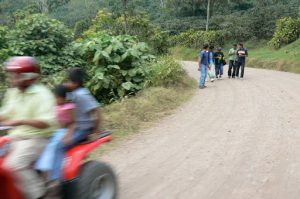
top-left (0, 56), bottom-right (56, 199)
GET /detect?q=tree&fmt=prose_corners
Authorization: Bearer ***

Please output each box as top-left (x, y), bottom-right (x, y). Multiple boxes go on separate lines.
top-left (122, 0), bottom-right (129, 34)
top-left (8, 14), bottom-right (73, 56)
top-left (160, 0), bottom-right (165, 8)
top-left (31, 0), bottom-right (70, 13)
top-left (206, 0), bottom-right (211, 31)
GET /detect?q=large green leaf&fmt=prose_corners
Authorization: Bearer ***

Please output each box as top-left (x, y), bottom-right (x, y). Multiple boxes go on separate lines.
top-left (93, 51), bottom-right (102, 64)
top-left (108, 65), bottom-right (120, 69)
top-left (111, 54), bottom-right (122, 63)
top-left (104, 45), bottom-right (113, 55)
top-left (96, 72), bottom-right (105, 80)
top-left (122, 82), bottom-right (135, 90)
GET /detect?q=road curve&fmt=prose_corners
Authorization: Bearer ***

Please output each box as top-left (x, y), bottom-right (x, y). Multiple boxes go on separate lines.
top-left (102, 61), bottom-right (300, 199)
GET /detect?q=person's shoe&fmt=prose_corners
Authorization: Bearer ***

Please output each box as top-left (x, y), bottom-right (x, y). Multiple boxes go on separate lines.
top-left (219, 76), bottom-right (222, 80)
top-left (211, 79), bottom-right (215, 82)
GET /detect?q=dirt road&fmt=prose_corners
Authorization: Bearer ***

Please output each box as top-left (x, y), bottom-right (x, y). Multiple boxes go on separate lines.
top-left (102, 61), bottom-right (300, 199)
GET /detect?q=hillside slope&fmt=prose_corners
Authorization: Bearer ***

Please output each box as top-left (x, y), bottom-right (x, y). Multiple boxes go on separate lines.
top-left (249, 40), bottom-right (300, 73)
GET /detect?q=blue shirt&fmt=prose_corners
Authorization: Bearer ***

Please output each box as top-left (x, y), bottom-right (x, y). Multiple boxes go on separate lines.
top-left (68, 88), bottom-right (99, 130)
top-left (199, 50), bottom-right (208, 65)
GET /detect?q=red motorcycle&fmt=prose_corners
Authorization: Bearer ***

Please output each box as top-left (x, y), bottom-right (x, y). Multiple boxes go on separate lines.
top-left (0, 130), bottom-right (118, 199)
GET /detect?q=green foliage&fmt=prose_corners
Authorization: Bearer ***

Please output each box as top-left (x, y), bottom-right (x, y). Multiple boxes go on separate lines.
top-left (169, 46), bottom-right (198, 61)
top-left (170, 29), bottom-right (225, 49)
top-left (42, 70), bottom-right (67, 88)
top-left (85, 10), bottom-right (169, 54)
top-left (4, 14), bottom-right (81, 74)
top-left (31, 0), bottom-right (70, 13)
top-left (9, 5), bottom-right (40, 24)
top-left (38, 48), bottom-right (85, 75)
top-left (0, 26), bottom-right (8, 49)
top-left (50, 0), bottom-right (108, 26)
top-left (74, 19), bottom-right (91, 38)
top-left (0, 26), bottom-right (11, 62)
top-left (73, 33), bottom-right (155, 103)
top-left (9, 14), bottom-right (73, 56)
top-left (147, 56), bottom-right (186, 87)
top-left (268, 16), bottom-right (300, 49)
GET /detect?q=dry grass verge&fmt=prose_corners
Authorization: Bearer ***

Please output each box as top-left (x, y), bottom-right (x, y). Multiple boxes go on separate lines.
top-left (247, 58), bottom-right (300, 74)
top-left (92, 73), bottom-right (197, 154)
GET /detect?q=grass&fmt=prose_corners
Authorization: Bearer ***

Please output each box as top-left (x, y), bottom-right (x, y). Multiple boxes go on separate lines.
top-left (169, 39), bottom-right (300, 74)
top-left (168, 40), bottom-right (269, 62)
top-left (247, 39), bottom-right (300, 74)
top-left (169, 46), bottom-right (198, 61)
top-left (91, 72), bottom-right (197, 155)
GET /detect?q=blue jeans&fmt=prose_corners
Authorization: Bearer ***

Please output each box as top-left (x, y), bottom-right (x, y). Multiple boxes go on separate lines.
top-left (200, 64), bottom-right (208, 87)
top-left (35, 128), bottom-right (91, 181)
top-left (216, 63), bottom-right (224, 76)
top-left (35, 129), bottom-right (66, 172)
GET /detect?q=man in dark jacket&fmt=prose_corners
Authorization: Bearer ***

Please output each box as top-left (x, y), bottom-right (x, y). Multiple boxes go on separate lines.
top-left (236, 43), bottom-right (248, 79)
top-left (214, 47), bottom-right (225, 80)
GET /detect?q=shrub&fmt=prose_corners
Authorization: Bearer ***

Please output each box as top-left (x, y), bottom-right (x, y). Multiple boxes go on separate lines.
top-left (147, 56), bottom-right (186, 87)
top-left (84, 10), bottom-right (169, 54)
top-left (74, 19), bottom-right (92, 38)
top-left (8, 14), bottom-right (73, 56)
top-left (170, 29), bottom-right (225, 49)
top-left (38, 47), bottom-right (85, 75)
top-left (0, 26), bottom-right (11, 62)
top-left (268, 16), bottom-right (300, 49)
top-left (0, 26), bottom-right (8, 49)
top-left (73, 33), bottom-right (155, 103)
top-left (5, 14), bottom-right (83, 75)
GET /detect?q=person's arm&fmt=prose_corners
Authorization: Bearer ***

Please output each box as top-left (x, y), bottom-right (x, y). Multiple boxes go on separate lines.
top-left (0, 116), bottom-right (7, 123)
top-left (198, 52), bottom-right (202, 71)
top-left (1, 119), bottom-right (49, 129)
top-left (91, 107), bottom-right (102, 134)
top-left (198, 57), bottom-right (201, 71)
top-left (87, 107), bottom-right (103, 141)
top-left (214, 52), bottom-right (218, 59)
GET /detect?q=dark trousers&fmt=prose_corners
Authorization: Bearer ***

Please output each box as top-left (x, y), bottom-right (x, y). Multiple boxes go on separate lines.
top-left (228, 60), bottom-right (237, 77)
top-left (236, 61), bottom-right (245, 78)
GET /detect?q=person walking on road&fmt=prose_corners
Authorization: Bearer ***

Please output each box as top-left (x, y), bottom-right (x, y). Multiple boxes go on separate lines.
top-left (236, 43), bottom-right (248, 79)
top-left (214, 47), bottom-right (225, 80)
top-left (228, 44), bottom-right (237, 78)
top-left (198, 44), bottom-right (209, 89)
top-left (207, 45), bottom-right (216, 82)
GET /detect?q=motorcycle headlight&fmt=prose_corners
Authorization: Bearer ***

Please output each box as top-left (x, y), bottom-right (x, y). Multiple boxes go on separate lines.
top-left (0, 142), bottom-right (10, 157)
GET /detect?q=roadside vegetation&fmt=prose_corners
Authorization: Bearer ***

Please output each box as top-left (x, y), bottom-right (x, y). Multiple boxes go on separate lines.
top-left (0, 5), bottom-right (197, 145)
top-left (0, 0), bottom-right (299, 145)
top-left (249, 14), bottom-right (300, 74)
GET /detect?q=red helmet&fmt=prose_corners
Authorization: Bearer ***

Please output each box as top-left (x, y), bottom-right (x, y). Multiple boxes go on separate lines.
top-left (4, 56), bottom-right (41, 74)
